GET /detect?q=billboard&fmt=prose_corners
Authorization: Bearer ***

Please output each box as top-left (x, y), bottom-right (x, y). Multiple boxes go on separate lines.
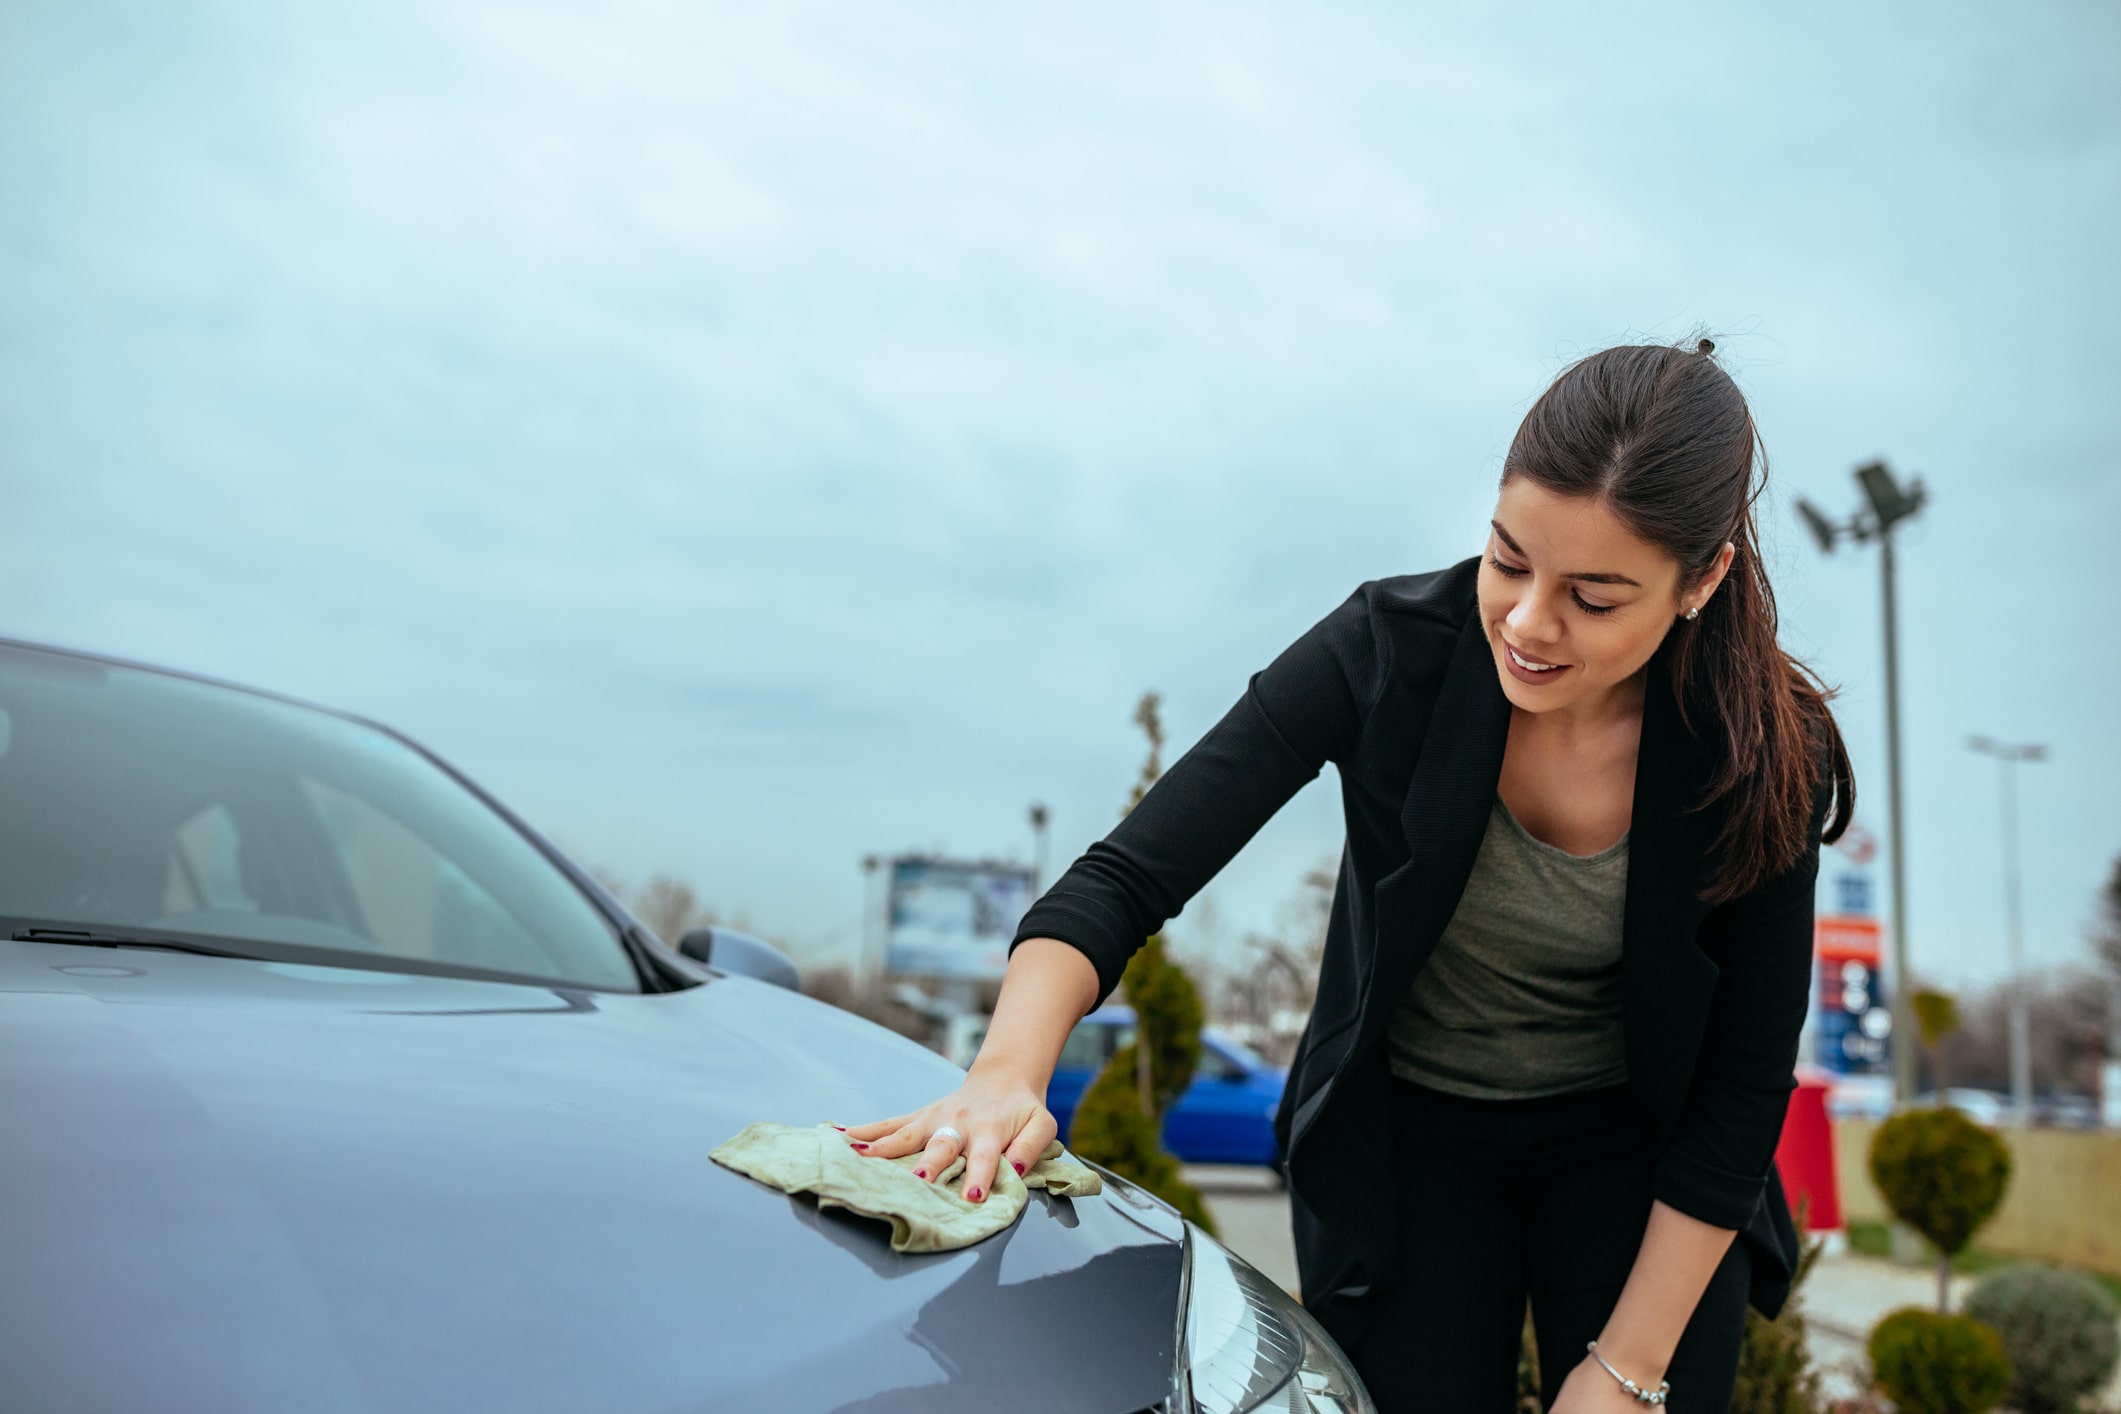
top-left (1814, 914), bottom-right (1892, 1075)
top-left (884, 857), bottom-right (1037, 981)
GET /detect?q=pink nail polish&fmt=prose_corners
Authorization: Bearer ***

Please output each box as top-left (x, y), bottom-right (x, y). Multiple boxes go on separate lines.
top-left (851, 1142), bottom-right (869, 1150)
top-left (830, 1125), bottom-right (848, 1132)
top-left (1011, 1160), bottom-right (1025, 1176)
top-left (967, 1186), bottom-right (983, 1202)
top-left (914, 1168), bottom-right (928, 1180)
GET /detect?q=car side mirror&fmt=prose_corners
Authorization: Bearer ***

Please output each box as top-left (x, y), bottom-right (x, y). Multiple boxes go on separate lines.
top-left (678, 926), bottom-right (801, 992)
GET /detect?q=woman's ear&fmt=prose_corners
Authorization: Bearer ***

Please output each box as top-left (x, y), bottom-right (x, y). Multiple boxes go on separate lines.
top-left (1689, 541), bottom-right (1737, 614)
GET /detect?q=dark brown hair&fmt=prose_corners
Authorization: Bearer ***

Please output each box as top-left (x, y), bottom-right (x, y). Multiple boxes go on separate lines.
top-left (1503, 338), bottom-right (1853, 903)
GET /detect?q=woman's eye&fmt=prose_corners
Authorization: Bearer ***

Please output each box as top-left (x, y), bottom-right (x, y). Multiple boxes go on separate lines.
top-left (1486, 554), bottom-right (1528, 578)
top-left (1571, 593), bottom-right (1617, 616)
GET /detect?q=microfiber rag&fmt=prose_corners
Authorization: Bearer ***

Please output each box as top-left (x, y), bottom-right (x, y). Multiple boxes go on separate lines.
top-left (710, 1122), bottom-right (1103, 1254)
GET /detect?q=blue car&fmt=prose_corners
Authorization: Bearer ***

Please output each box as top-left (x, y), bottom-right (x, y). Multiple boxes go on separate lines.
top-left (1044, 1007), bottom-right (1288, 1170)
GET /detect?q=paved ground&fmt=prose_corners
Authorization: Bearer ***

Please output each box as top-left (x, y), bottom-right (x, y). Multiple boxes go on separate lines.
top-left (1185, 1166), bottom-right (2121, 1409)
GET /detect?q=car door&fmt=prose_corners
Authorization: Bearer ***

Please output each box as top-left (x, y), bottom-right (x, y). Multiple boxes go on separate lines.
top-left (1162, 1037), bottom-right (1278, 1165)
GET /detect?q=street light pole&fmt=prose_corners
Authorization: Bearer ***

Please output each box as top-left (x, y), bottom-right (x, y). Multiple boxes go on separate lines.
top-left (1968, 736), bottom-right (2047, 1125)
top-left (1878, 527), bottom-right (1916, 1107)
top-left (1798, 459), bottom-right (1928, 1105)
top-left (1028, 803), bottom-right (1051, 891)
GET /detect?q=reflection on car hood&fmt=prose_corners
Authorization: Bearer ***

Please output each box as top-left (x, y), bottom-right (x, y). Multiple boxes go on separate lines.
top-left (0, 943), bottom-right (1184, 1414)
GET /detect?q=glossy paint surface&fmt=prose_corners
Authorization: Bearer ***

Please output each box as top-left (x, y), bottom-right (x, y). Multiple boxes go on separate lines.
top-left (0, 943), bottom-right (1183, 1413)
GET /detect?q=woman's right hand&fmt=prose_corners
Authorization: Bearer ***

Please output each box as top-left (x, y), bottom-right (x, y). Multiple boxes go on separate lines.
top-left (841, 1066), bottom-right (1060, 1207)
top-left (842, 937), bottom-right (1100, 1205)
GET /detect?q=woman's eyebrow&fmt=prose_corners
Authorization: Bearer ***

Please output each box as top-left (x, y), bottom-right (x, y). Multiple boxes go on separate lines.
top-left (1489, 520), bottom-right (1643, 588)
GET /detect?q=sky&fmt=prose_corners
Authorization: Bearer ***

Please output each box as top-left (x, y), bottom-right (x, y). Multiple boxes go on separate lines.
top-left (4, 1), bottom-right (2117, 992)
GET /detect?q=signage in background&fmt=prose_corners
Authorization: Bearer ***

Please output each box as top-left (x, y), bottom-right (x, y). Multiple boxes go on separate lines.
top-left (1815, 914), bottom-right (1892, 1075)
top-left (883, 856), bottom-right (1036, 981)
top-left (1812, 820), bottom-right (1892, 1078)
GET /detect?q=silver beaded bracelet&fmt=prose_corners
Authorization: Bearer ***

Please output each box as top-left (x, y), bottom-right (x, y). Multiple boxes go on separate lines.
top-left (1586, 1341), bottom-right (1670, 1406)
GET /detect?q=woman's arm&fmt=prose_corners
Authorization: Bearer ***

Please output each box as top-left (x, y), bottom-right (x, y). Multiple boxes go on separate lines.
top-left (847, 584), bottom-right (1386, 1198)
top-left (1649, 794), bottom-right (1825, 1230)
top-left (1550, 784), bottom-right (1833, 1410)
top-left (1550, 1202), bottom-right (1736, 1411)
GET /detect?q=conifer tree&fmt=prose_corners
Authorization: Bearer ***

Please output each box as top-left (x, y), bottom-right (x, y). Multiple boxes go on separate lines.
top-left (1066, 693), bottom-right (1217, 1233)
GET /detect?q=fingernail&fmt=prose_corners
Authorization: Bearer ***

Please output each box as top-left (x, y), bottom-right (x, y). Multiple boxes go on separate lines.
top-left (1011, 1160), bottom-right (1025, 1176)
top-left (830, 1125), bottom-right (847, 1132)
top-left (967, 1186), bottom-right (984, 1202)
top-left (914, 1168), bottom-right (928, 1180)
top-left (851, 1142), bottom-right (869, 1150)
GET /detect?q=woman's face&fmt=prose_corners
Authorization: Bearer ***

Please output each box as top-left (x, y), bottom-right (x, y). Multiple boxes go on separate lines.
top-left (1476, 477), bottom-right (1728, 718)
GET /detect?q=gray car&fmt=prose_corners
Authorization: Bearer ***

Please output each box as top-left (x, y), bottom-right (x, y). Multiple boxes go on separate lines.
top-left (0, 638), bottom-right (1371, 1413)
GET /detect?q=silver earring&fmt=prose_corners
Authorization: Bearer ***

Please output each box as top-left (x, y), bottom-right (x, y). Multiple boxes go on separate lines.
top-left (1684, 606), bottom-right (1700, 621)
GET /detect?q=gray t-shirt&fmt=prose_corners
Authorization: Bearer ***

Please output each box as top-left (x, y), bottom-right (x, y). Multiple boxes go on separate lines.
top-left (1388, 795), bottom-right (1630, 1099)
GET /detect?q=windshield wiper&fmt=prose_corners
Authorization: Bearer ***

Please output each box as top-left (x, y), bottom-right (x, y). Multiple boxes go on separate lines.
top-left (11, 927), bottom-right (263, 961)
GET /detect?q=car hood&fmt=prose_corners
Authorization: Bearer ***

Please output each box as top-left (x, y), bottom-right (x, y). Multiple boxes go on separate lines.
top-left (0, 942), bottom-right (1185, 1414)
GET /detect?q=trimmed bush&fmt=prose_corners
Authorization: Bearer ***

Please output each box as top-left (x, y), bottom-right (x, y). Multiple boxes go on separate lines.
top-left (1962, 1264), bottom-right (2120, 1414)
top-left (1868, 1307), bottom-right (2012, 1414)
top-left (1868, 1107), bottom-right (2011, 1310)
top-left (1066, 693), bottom-right (1216, 1233)
top-left (1731, 1196), bottom-right (1827, 1414)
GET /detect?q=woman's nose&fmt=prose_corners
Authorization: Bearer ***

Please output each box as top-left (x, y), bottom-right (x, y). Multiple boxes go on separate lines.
top-left (1506, 588), bottom-right (1562, 642)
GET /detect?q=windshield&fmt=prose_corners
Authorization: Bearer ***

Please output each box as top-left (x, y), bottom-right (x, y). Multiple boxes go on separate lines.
top-left (0, 645), bottom-right (638, 992)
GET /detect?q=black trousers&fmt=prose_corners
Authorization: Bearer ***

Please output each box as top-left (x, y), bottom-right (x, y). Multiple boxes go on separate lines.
top-left (1341, 1078), bottom-right (1751, 1413)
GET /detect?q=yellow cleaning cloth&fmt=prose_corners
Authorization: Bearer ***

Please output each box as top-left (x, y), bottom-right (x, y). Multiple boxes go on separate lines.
top-left (710, 1122), bottom-right (1102, 1254)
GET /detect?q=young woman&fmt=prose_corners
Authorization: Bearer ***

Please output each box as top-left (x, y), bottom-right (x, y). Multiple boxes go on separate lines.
top-left (843, 339), bottom-right (1853, 1412)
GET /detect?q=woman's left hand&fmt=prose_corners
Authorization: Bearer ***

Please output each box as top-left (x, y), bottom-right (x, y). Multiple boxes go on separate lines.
top-left (1549, 1351), bottom-right (1663, 1414)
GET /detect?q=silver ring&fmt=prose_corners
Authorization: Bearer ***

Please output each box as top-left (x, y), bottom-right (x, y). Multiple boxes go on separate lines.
top-left (930, 1126), bottom-right (964, 1149)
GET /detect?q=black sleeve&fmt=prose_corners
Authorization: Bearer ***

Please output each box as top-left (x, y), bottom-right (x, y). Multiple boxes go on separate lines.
top-left (1648, 786), bottom-right (1829, 1230)
top-left (1011, 585), bottom-right (1382, 1004)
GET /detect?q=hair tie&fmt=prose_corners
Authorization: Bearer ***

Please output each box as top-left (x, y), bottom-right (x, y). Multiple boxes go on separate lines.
top-left (1696, 338), bottom-right (1715, 355)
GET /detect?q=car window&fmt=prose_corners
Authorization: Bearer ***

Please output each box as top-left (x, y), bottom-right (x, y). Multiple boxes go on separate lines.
top-left (168, 804), bottom-right (257, 914)
top-left (0, 644), bottom-right (638, 991)
top-left (1196, 1043), bottom-right (1244, 1082)
top-left (1057, 1024), bottom-right (1108, 1070)
top-left (1204, 1029), bottom-right (1270, 1072)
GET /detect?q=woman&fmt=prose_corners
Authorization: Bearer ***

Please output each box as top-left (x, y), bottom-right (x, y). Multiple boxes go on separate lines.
top-left (844, 339), bottom-right (1852, 1411)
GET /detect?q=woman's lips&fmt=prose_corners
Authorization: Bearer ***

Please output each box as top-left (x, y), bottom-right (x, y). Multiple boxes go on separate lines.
top-left (1502, 640), bottom-right (1572, 686)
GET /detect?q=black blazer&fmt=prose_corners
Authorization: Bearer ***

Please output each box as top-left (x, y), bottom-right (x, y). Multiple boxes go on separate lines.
top-left (1014, 556), bottom-right (1824, 1343)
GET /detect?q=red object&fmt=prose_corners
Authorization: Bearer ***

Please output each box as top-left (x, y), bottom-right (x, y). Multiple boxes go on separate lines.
top-left (1774, 1072), bottom-right (1843, 1231)
top-left (1814, 915), bottom-right (1882, 964)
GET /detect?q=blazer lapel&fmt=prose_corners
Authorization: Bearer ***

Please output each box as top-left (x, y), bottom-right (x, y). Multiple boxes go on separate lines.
top-left (1356, 613), bottom-right (1510, 1053)
top-left (1622, 652), bottom-right (1723, 1142)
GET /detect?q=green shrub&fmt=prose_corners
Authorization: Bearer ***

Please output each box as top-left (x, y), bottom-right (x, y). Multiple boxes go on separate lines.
top-left (1731, 1196), bottom-right (1827, 1414)
top-left (1869, 1108), bottom-right (2012, 1310)
top-left (1119, 932), bottom-right (1204, 1117)
top-left (1516, 1309), bottom-right (1541, 1413)
top-left (1067, 1032), bottom-right (1215, 1230)
top-left (1962, 1264), bottom-right (2120, 1414)
top-left (1066, 693), bottom-right (1215, 1233)
top-left (1868, 1307), bottom-right (2012, 1414)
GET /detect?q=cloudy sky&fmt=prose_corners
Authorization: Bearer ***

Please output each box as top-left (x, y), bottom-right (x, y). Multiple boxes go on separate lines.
top-left (5, 1), bottom-right (2116, 991)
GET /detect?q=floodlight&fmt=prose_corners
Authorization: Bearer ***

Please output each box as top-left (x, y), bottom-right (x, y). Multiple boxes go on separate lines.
top-left (1795, 497), bottom-right (1840, 554)
top-left (1856, 460), bottom-right (1926, 532)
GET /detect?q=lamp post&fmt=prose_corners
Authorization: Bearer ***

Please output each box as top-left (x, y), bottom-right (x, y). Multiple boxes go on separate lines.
top-left (1967, 736), bottom-right (2046, 1125)
top-left (860, 853), bottom-right (882, 999)
top-left (1028, 803), bottom-right (1051, 891)
top-left (1798, 459), bottom-right (1928, 1105)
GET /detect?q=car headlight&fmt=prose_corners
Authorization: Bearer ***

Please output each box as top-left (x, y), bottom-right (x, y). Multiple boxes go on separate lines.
top-left (1174, 1223), bottom-right (1375, 1414)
